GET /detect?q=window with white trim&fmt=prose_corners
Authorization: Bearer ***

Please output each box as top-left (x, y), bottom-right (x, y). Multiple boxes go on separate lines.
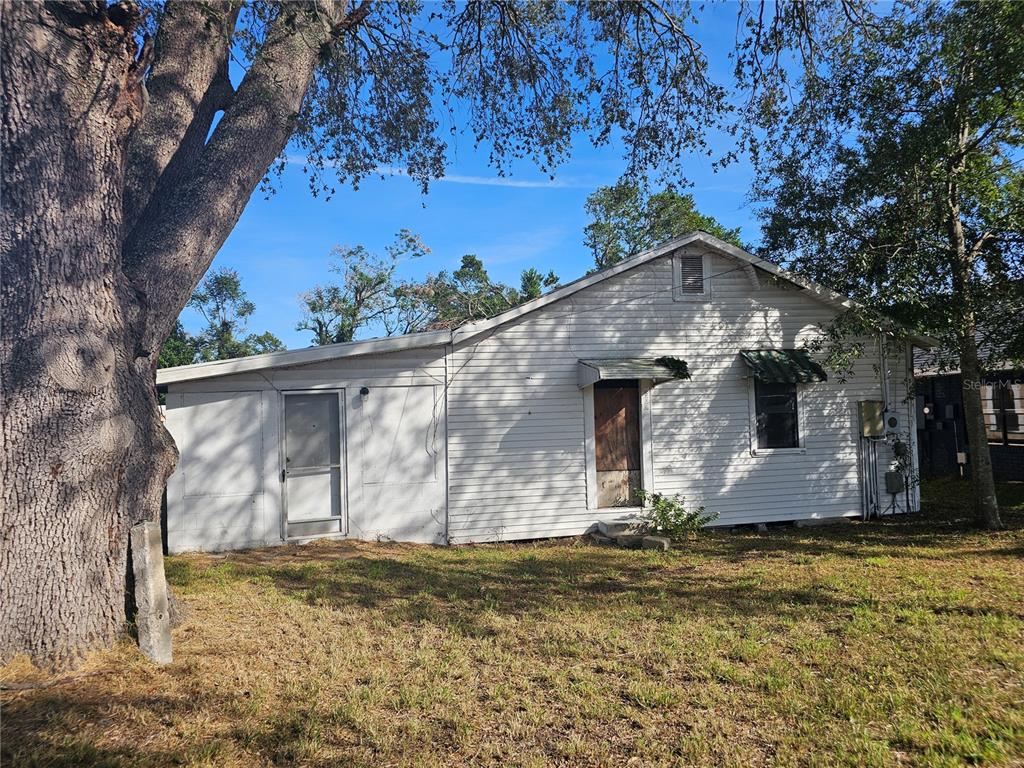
top-left (754, 380), bottom-right (800, 449)
top-left (672, 253), bottom-right (706, 299)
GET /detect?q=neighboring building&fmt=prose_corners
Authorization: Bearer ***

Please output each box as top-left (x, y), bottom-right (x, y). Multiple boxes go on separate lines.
top-left (156, 232), bottom-right (929, 553)
top-left (914, 342), bottom-right (1023, 481)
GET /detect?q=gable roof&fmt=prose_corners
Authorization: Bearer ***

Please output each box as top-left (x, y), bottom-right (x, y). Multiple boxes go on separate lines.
top-left (452, 231), bottom-right (863, 343)
top-left (914, 329), bottom-right (1022, 377)
top-left (157, 231), bottom-right (934, 385)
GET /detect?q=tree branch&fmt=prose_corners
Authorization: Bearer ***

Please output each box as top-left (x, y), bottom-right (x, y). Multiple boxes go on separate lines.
top-left (122, 1), bottom-right (350, 356)
top-left (122, 0), bottom-right (241, 236)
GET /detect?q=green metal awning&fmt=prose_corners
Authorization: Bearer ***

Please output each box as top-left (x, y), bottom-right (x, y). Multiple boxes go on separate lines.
top-left (739, 349), bottom-right (827, 384)
top-left (578, 357), bottom-right (690, 388)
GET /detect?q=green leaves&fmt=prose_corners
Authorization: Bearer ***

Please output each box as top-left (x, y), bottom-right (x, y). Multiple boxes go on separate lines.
top-left (273, 1), bottom-right (838, 195)
top-left (754, 0), bottom-right (1024, 369)
top-left (297, 230), bottom-right (428, 345)
top-left (297, 233), bottom-right (560, 342)
top-left (634, 490), bottom-right (717, 539)
top-left (406, 254), bottom-right (560, 329)
top-left (157, 322), bottom-right (199, 369)
top-left (182, 267), bottom-right (284, 363)
top-left (583, 182), bottom-right (743, 271)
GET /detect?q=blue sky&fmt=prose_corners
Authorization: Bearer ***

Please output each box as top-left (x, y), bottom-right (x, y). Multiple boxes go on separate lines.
top-left (186, 4), bottom-right (760, 349)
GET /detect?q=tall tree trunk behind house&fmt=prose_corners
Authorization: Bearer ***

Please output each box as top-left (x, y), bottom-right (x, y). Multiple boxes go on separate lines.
top-left (948, 175), bottom-right (1003, 530)
top-left (958, 324), bottom-right (1003, 529)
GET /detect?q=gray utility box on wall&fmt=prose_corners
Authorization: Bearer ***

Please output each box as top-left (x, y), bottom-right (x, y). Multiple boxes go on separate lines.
top-left (884, 471), bottom-right (905, 494)
top-left (859, 401), bottom-right (886, 438)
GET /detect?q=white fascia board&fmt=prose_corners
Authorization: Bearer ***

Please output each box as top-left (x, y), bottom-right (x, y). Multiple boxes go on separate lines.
top-left (156, 330), bottom-right (452, 385)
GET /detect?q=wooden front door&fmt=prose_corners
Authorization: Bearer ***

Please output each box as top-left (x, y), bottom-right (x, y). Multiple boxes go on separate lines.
top-left (594, 380), bottom-right (641, 508)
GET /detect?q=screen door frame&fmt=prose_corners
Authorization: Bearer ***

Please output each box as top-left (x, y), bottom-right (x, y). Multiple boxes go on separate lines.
top-left (280, 389), bottom-right (348, 539)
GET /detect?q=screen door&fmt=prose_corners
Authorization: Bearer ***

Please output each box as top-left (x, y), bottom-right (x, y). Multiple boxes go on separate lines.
top-left (283, 392), bottom-right (344, 538)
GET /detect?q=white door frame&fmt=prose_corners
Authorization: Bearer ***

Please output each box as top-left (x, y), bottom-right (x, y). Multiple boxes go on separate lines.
top-left (280, 389), bottom-right (348, 539)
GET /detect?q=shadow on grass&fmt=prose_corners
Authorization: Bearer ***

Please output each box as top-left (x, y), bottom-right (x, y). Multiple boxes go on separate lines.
top-left (163, 477), bottom-right (1022, 635)
top-left (4, 479), bottom-right (1022, 767)
top-left (167, 495), bottom-right (1023, 637)
top-left (0, 690), bottom-right (227, 768)
top-left (1, 687), bottom-right (382, 768)
top-left (261, 554), bottom-right (857, 628)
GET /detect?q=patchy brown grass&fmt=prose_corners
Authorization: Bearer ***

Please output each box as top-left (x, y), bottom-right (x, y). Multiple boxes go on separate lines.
top-left (3, 477), bottom-right (1024, 767)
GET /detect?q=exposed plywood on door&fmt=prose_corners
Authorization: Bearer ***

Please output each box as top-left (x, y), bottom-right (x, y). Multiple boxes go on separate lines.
top-left (597, 469), bottom-right (641, 508)
top-left (594, 382), bottom-right (641, 469)
top-left (594, 381), bottom-right (641, 507)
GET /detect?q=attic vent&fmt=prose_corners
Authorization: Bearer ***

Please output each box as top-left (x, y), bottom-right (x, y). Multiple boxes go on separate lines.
top-left (673, 253), bottom-right (705, 299)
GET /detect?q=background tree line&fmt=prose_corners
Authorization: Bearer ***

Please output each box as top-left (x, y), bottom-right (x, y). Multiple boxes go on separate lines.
top-left (157, 268), bottom-right (285, 367)
top-left (162, 185), bottom-right (735, 362)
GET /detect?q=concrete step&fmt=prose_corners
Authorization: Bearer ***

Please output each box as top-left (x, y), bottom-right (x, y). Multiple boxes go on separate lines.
top-left (596, 517), bottom-right (645, 537)
top-left (611, 534), bottom-right (645, 549)
top-left (590, 531), bottom-right (672, 551)
top-left (641, 536), bottom-right (671, 551)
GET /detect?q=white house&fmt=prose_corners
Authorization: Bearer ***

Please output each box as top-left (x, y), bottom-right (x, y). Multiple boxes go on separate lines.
top-left (157, 232), bottom-right (928, 553)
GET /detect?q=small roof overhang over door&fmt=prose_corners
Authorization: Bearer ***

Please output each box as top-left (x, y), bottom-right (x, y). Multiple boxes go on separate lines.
top-left (577, 357), bottom-right (690, 389)
top-left (740, 349), bottom-right (828, 383)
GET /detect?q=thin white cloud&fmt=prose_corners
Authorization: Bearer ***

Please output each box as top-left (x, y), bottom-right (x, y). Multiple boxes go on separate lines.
top-left (464, 225), bottom-right (568, 266)
top-left (285, 155), bottom-right (586, 189)
top-left (691, 184), bottom-right (749, 194)
top-left (374, 164), bottom-right (589, 189)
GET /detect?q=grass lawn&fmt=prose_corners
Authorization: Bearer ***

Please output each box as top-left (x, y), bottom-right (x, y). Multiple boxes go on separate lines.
top-left (3, 478), bottom-right (1023, 767)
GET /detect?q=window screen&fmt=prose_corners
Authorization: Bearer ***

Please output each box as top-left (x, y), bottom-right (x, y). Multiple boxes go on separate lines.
top-left (982, 384), bottom-right (1002, 442)
top-left (754, 380), bottom-right (799, 449)
top-left (284, 393), bottom-right (340, 469)
top-left (1008, 384), bottom-right (1024, 444)
top-left (675, 254), bottom-right (704, 295)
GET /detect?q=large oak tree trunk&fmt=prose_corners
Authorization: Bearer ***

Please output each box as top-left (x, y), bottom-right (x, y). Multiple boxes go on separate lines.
top-left (1, 1), bottom-right (343, 668)
top-left (1, 1), bottom-right (177, 667)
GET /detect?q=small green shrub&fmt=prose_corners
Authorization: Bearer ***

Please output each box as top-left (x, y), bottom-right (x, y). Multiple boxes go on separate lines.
top-left (635, 490), bottom-right (717, 539)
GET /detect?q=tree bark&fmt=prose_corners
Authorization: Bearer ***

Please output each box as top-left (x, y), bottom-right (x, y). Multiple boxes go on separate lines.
top-left (122, 1), bottom-right (340, 353)
top-left (948, 179), bottom-right (1003, 530)
top-left (123, 0), bottom-right (240, 236)
top-left (957, 327), bottom-right (1002, 529)
top-left (1, 0), bottom-right (351, 668)
top-left (1, 0), bottom-right (177, 668)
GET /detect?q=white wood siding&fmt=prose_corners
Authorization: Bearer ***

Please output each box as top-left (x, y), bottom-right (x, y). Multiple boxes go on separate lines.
top-left (445, 246), bottom-right (914, 542)
top-left (163, 245), bottom-right (919, 551)
top-left (164, 348), bottom-right (447, 552)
